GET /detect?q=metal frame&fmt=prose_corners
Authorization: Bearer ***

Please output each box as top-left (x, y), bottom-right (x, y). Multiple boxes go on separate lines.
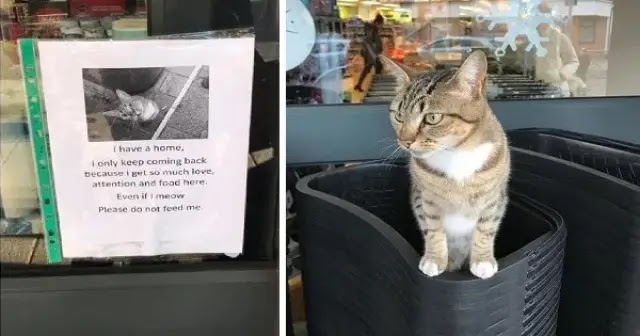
top-left (286, 96), bottom-right (640, 165)
top-left (1, 262), bottom-right (278, 336)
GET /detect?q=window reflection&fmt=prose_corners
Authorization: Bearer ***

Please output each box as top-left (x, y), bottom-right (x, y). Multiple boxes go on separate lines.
top-left (286, 0), bottom-right (617, 105)
top-left (0, 0), bottom-right (149, 235)
top-left (1, 0), bottom-right (268, 238)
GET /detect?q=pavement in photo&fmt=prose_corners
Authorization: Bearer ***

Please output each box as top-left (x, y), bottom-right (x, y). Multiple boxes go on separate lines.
top-left (156, 66), bottom-right (210, 140)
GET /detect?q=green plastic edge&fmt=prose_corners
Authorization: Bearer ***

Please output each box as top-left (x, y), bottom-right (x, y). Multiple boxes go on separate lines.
top-left (17, 38), bottom-right (63, 263)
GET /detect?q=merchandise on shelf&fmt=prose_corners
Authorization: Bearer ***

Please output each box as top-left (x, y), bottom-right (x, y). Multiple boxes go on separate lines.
top-left (111, 17), bottom-right (147, 39)
top-left (1, 1), bottom-right (67, 38)
top-left (68, 0), bottom-right (126, 17)
top-left (8, 2), bottom-right (28, 23)
top-left (1, 0), bottom-right (148, 40)
top-left (1, 21), bottom-right (26, 41)
top-left (28, 0), bottom-right (68, 17)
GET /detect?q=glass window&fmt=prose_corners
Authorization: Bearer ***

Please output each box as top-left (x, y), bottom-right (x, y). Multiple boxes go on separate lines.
top-left (579, 18), bottom-right (596, 44)
top-left (286, 0), bottom-right (633, 105)
top-left (1, 1), bottom-right (153, 239)
top-left (1, 0), bottom-right (277, 265)
top-left (430, 39), bottom-right (452, 48)
top-left (1, 2), bottom-right (38, 236)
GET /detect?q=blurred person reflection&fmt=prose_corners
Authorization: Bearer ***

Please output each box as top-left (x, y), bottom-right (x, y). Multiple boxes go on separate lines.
top-left (354, 14), bottom-right (384, 92)
top-left (576, 48), bottom-right (592, 82)
top-left (570, 48), bottom-right (592, 96)
top-left (534, 0), bottom-right (579, 97)
top-left (461, 27), bottom-right (473, 47)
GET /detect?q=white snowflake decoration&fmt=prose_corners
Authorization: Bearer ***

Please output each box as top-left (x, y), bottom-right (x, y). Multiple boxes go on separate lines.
top-left (476, 0), bottom-right (556, 58)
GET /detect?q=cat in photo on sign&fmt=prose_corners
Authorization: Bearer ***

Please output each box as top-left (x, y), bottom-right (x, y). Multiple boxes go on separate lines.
top-left (383, 50), bottom-right (511, 279)
top-left (102, 89), bottom-right (161, 126)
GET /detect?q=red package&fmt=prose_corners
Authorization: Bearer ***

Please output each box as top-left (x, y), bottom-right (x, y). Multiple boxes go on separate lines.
top-left (28, 1), bottom-right (69, 17)
top-left (69, 0), bottom-right (126, 17)
top-left (3, 22), bottom-right (26, 41)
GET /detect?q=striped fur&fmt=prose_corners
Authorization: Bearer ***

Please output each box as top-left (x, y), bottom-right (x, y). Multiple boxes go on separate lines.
top-left (103, 89), bottom-right (160, 124)
top-left (387, 51), bottom-right (511, 279)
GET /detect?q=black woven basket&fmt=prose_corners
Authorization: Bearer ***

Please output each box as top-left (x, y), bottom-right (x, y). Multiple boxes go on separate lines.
top-left (508, 128), bottom-right (639, 185)
top-left (296, 163), bottom-right (566, 336)
top-left (508, 129), bottom-right (640, 336)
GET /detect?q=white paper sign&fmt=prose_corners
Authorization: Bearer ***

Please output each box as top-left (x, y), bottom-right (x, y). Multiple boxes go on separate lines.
top-left (37, 38), bottom-right (254, 258)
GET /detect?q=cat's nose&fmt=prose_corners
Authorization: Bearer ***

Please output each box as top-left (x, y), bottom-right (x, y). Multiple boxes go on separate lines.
top-left (398, 127), bottom-right (416, 148)
top-left (399, 139), bottom-right (415, 148)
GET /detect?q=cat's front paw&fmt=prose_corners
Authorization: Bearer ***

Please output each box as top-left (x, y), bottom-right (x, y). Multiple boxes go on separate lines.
top-left (419, 257), bottom-right (446, 277)
top-left (470, 259), bottom-right (498, 279)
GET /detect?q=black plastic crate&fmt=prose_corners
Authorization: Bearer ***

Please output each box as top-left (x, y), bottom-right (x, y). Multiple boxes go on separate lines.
top-left (296, 163), bottom-right (566, 336)
top-left (507, 131), bottom-right (640, 336)
top-left (508, 128), bottom-right (640, 185)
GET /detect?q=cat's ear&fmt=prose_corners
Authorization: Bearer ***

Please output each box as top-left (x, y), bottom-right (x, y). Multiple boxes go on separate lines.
top-left (115, 89), bottom-right (132, 103)
top-left (378, 54), bottom-right (412, 92)
top-left (452, 50), bottom-right (487, 99)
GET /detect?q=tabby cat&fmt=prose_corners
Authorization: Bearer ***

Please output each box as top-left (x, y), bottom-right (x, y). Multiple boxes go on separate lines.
top-left (102, 89), bottom-right (160, 124)
top-left (383, 51), bottom-right (511, 279)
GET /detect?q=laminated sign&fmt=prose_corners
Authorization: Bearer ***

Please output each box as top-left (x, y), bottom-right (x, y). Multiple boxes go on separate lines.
top-left (20, 37), bottom-right (254, 260)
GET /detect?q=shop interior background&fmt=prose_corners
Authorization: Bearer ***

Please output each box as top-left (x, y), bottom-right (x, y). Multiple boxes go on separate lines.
top-left (286, 0), bottom-right (620, 105)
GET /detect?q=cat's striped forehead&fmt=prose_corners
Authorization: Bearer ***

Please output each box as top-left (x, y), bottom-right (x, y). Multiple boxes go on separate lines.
top-left (391, 69), bottom-right (456, 113)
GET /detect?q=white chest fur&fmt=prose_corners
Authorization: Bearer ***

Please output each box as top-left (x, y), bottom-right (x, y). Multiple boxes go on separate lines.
top-left (443, 214), bottom-right (477, 237)
top-left (421, 143), bottom-right (495, 181)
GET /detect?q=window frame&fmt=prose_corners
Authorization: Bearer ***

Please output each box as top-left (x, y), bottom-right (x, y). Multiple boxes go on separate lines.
top-left (429, 38), bottom-right (452, 49)
top-left (579, 18), bottom-right (597, 44)
top-left (286, 97), bottom-right (640, 165)
top-left (1, 263), bottom-right (278, 335)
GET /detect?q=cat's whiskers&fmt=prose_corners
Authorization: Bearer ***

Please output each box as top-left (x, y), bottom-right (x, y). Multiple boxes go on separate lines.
top-left (382, 144), bottom-right (404, 173)
top-left (379, 138), bottom-right (401, 158)
top-left (380, 141), bottom-right (399, 155)
top-left (389, 145), bottom-right (404, 164)
top-left (377, 137), bottom-right (396, 144)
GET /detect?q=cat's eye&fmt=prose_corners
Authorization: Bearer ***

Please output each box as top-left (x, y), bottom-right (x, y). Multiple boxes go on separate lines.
top-left (394, 111), bottom-right (404, 123)
top-left (423, 113), bottom-right (443, 125)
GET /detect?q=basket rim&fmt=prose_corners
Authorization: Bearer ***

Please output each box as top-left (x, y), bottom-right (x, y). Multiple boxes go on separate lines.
top-left (511, 148), bottom-right (640, 204)
top-left (508, 128), bottom-right (640, 154)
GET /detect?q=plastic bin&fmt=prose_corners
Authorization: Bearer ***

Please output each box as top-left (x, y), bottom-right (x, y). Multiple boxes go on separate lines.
top-left (508, 128), bottom-right (639, 185)
top-left (506, 129), bottom-right (640, 336)
top-left (296, 163), bottom-right (566, 336)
